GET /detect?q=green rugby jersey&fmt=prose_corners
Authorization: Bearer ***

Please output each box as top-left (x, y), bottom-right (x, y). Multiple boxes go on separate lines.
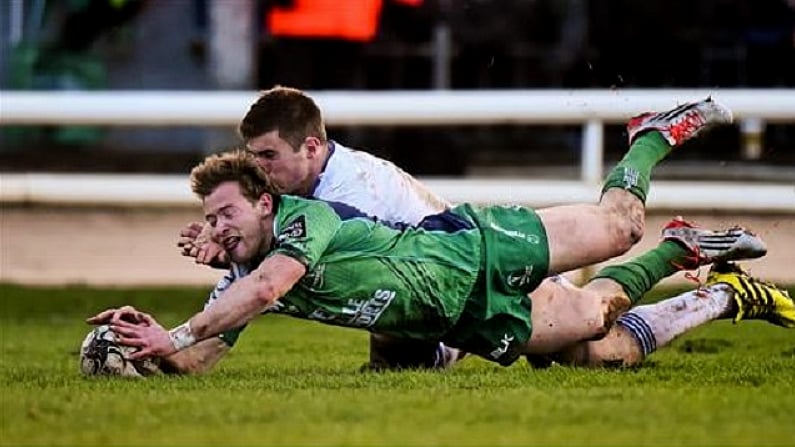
top-left (269, 195), bottom-right (482, 340)
top-left (205, 196), bottom-right (549, 362)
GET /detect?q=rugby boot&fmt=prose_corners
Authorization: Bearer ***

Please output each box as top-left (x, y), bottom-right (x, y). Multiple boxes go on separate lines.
top-left (627, 97), bottom-right (733, 146)
top-left (662, 217), bottom-right (767, 269)
top-left (706, 262), bottom-right (795, 328)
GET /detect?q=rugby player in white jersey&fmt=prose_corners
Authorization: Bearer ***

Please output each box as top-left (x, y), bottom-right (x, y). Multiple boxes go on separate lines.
top-left (173, 87), bottom-right (779, 373)
top-left (88, 150), bottom-right (794, 375)
top-left (181, 86), bottom-right (458, 370)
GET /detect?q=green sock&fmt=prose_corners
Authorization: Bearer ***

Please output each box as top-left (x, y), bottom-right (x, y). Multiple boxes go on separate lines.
top-left (601, 131), bottom-right (672, 203)
top-left (590, 241), bottom-right (688, 304)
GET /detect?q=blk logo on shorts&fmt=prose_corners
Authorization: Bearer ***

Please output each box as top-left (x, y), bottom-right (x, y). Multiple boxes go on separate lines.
top-left (507, 265), bottom-right (534, 288)
top-left (489, 333), bottom-right (515, 360)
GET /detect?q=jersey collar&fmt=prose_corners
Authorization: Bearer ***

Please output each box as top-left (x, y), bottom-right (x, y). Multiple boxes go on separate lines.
top-left (312, 140), bottom-right (336, 195)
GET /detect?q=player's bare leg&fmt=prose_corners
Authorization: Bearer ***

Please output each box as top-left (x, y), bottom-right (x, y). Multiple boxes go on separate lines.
top-left (552, 263), bottom-right (794, 367)
top-left (523, 218), bottom-right (766, 358)
top-left (538, 187), bottom-right (645, 274)
top-left (539, 98), bottom-right (732, 275)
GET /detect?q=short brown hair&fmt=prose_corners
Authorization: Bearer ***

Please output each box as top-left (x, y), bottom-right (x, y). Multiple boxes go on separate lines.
top-left (190, 149), bottom-right (277, 202)
top-left (238, 86), bottom-right (327, 150)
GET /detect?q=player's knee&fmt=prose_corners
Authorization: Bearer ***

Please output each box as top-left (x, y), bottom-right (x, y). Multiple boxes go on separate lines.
top-left (592, 294), bottom-right (632, 340)
top-left (607, 207), bottom-right (644, 256)
top-left (600, 190), bottom-right (645, 255)
top-left (588, 319), bottom-right (612, 341)
top-left (579, 308), bottom-right (611, 342)
top-left (603, 294), bottom-right (631, 328)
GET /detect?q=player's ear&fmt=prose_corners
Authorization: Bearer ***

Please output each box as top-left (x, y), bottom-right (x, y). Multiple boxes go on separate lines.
top-left (256, 192), bottom-right (275, 216)
top-left (304, 136), bottom-right (322, 158)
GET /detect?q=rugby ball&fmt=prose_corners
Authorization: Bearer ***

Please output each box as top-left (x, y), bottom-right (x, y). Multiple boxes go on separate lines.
top-left (79, 324), bottom-right (161, 377)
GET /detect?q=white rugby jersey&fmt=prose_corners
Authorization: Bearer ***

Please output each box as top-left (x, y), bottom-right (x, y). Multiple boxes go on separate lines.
top-left (313, 142), bottom-right (449, 225)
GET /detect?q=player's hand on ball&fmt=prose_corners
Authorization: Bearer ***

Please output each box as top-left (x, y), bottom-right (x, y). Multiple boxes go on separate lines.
top-left (79, 325), bottom-right (163, 377)
top-left (86, 305), bottom-right (152, 326)
top-left (111, 317), bottom-right (176, 359)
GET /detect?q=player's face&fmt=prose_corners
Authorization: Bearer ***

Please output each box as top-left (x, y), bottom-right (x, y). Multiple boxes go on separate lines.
top-left (203, 181), bottom-right (274, 264)
top-left (246, 130), bottom-right (314, 196)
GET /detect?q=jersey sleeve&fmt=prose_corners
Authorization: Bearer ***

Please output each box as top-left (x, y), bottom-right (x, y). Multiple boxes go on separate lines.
top-left (270, 197), bottom-right (343, 269)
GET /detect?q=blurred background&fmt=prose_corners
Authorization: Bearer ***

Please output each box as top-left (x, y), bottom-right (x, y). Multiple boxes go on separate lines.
top-left (1, 0), bottom-right (794, 177)
top-left (1, 0), bottom-right (794, 287)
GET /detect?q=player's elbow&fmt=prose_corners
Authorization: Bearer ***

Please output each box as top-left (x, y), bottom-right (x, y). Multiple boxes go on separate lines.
top-left (252, 281), bottom-right (282, 309)
top-left (248, 254), bottom-right (305, 311)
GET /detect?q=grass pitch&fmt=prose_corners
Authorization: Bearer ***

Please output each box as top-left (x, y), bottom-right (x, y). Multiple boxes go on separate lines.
top-left (1, 283), bottom-right (794, 447)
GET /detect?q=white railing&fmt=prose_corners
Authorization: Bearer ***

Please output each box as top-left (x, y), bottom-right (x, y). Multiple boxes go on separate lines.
top-left (2, 173), bottom-right (793, 212)
top-left (1, 89), bottom-right (794, 211)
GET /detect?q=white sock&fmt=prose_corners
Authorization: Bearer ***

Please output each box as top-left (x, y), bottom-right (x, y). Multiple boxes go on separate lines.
top-left (615, 284), bottom-right (734, 356)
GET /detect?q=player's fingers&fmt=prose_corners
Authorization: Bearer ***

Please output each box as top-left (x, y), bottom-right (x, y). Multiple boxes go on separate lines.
top-left (199, 242), bottom-right (224, 265)
top-left (197, 245), bottom-right (220, 265)
top-left (180, 244), bottom-right (195, 257)
top-left (110, 319), bottom-right (143, 330)
top-left (111, 310), bottom-right (143, 325)
top-left (87, 306), bottom-right (134, 324)
top-left (195, 246), bottom-right (209, 264)
top-left (179, 228), bottom-right (196, 238)
top-left (117, 305), bottom-right (138, 315)
top-left (208, 243), bottom-right (224, 258)
top-left (137, 313), bottom-right (157, 327)
top-left (127, 347), bottom-right (152, 360)
top-left (180, 222), bottom-right (203, 237)
top-left (114, 333), bottom-right (147, 348)
top-left (109, 323), bottom-right (141, 338)
top-left (86, 311), bottom-right (113, 324)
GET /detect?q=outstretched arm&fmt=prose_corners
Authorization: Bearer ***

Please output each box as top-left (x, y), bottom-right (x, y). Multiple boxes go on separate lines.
top-left (112, 254), bottom-right (306, 359)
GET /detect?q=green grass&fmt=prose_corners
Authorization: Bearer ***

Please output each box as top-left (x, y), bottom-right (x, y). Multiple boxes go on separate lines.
top-left (2, 283), bottom-right (794, 447)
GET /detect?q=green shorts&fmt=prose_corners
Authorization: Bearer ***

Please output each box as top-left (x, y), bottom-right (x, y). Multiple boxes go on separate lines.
top-left (442, 204), bottom-right (549, 366)
top-left (441, 276), bottom-right (534, 366)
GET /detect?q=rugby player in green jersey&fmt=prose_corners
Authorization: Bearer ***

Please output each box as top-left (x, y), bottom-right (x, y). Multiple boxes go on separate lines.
top-left (88, 149), bottom-right (793, 371)
top-left (173, 88), bottom-right (773, 372)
